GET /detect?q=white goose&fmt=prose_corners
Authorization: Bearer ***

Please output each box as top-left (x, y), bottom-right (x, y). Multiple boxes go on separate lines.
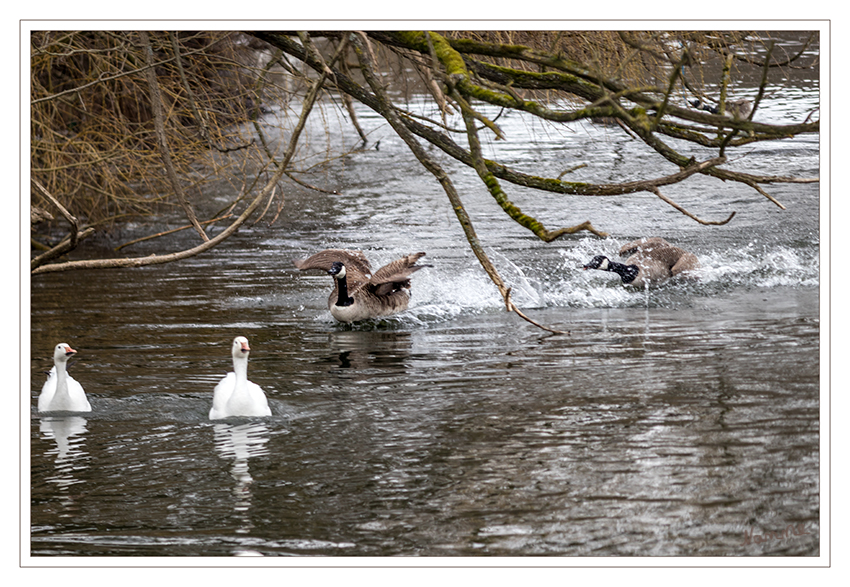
top-left (38, 343), bottom-right (91, 412)
top-left (209, 337), bottom-right (271, 420)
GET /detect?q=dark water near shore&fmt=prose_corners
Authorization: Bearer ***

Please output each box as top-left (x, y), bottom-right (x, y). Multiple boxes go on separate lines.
top-left (29, 75), bottom-right (821, 558)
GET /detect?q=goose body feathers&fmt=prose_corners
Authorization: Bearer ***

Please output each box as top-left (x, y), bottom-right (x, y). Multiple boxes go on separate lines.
top-left (294, 249), bottom-right (429, 322)
top-left (38, 343), bottom-right (91, 413)
top-left (583, 237), bottom-right (699, 287)
top-left (209, 337), bottom-right (271, 420)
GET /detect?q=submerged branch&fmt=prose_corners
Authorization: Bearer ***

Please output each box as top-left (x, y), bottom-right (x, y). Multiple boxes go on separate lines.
top-left (114, 214), bottom-right (235, 251)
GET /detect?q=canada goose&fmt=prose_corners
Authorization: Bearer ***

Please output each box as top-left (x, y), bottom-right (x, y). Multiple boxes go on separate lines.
top-left (38, 343), bottom-right (91, 412)
top-left (209, 336), bottom-right (271, 420)
top-left (294, 249), bottom-right (430, 323)
top-left (690, 98), bottom-right (752, 119)
top-left (583, 237), bottom-right (699, 287)
top-left (725, 99), bottom-right (753, 120)
top-left (690, 98), bottom-right (719, 114)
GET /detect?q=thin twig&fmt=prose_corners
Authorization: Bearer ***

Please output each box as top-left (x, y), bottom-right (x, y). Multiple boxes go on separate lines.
top-left (252, 186), bottom-right (277, 225)
top-left (169, 32), bottom-right (211, 145)
top-left (650, 187), bottom-right (736, 225)
top-left (140, 31), bottom-right (208, 243)
top-left (33, 46), bottom-right (332, 275)
top-left (285, 171), bottom-right (341, 195)
top-left (114, 214), bottom-right (234, 251)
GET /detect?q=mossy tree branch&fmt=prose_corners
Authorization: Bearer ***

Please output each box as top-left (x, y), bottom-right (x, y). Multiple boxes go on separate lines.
top-left (33, 30), bottom-right (818, 282)
top-left (457, 90), bottom-right (607, 240)
top-left (352, 32), bottom-right (569, 335)
top-left (253, 31), bottom-right (817, 221)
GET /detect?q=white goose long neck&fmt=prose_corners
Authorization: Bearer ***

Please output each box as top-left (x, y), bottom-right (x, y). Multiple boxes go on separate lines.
top-left (232, 353), bottom-right (249, 391)
top-left (54, 360), bottom-right (70, 396)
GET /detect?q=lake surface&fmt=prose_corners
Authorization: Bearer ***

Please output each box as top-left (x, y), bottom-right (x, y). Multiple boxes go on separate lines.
top-left (28, 68), bottom-right (822, 559)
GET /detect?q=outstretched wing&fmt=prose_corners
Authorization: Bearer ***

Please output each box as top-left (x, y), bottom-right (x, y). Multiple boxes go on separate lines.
top-left (293, 249), bottom-right (372, 274)
top-left (293, 249), bottom-right (373, 291)
top-left (619, 237), bottom-right (672, 257)
top-left (369, 252), bottom-right (429, 295)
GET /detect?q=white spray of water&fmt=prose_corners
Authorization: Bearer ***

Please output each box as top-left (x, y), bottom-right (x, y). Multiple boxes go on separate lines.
top-left (317, 239), bottom-right (818, 325)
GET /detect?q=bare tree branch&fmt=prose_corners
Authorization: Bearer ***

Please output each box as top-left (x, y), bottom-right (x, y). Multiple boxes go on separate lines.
top-left (139, 31), bottom-right (208, 243)
top-left (30, 179), bottom-right (95, 270)
top-left (32, 40), bottom-right (332, 275)
top-left (352, 32), bottom-right (569, 335)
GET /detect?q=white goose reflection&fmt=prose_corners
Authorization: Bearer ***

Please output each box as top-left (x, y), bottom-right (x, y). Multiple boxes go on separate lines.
top-left (39, 416), bottom-right (89, 510)
top-left (213, 422), bottom-right (270, 532)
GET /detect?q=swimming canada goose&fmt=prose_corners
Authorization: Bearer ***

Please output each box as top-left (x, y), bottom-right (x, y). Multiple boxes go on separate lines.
top-left (725, 99), bottom-right (753, 120)
top-left (209, 336), bottom-right (271, 420)
top-left (690, 98), bottom-right (752, 119)
top-left (690, 98), bottom-right (719, 114)
top-left (294, 249), bottom-right (430, 323)
top-left (583, 237), bottom-right (699, 288)
top-left (38, 343), bottom-right (92, 412)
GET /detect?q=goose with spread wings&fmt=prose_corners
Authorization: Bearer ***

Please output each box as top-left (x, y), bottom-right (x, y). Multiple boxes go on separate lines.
top-left (294, 249), bottom-right (430, 323)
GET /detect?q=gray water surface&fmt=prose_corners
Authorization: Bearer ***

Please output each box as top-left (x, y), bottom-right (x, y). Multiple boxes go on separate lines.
top-left (30, 79), bottom-right (820, 558)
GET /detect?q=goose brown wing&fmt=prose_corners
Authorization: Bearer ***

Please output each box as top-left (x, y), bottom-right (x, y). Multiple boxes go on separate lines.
top-left (629, 256), bottom-right (673, 283)
top-left (619, 237), bottom-right (673, 257)
top-left (369, 252), bottom-right (429, 295)
top-left (293, 249), bottom-right (372, 274)
top-left (293, 249), bottom-right (373, 291)
top-left (670, 250), bottom-right (700, 275)
top-left (633, 245), bottom-right (698, 273)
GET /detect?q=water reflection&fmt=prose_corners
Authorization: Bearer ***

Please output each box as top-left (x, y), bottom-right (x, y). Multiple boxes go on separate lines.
top-left (213, 422), bottom-right (270, 534)
top-left (29, 75), bottom-right (820, 556)
top-left (326, 330), bottom-right (412, 372)
top-left (38, 416), bottom-right (89, 511)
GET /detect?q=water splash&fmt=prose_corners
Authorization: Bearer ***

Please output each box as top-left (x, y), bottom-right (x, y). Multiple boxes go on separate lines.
top-left (293, 238), bottom-right (818, 325)
top-left (697, 242), bottom-right (819, 289)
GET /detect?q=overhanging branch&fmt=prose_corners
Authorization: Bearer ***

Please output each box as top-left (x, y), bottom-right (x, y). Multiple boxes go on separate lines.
top-left (32, 42), bottom-right (332, 276)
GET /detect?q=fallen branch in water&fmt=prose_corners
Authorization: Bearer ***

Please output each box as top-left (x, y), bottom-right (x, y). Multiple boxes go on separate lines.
top-left (30, 179), bottom-right (95, 270)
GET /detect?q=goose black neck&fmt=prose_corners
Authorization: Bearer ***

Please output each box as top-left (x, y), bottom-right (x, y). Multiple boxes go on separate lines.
top-left (606, 261), bottom-right (640, 284)
top-left (335, 276), bottom-right (355, 307)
